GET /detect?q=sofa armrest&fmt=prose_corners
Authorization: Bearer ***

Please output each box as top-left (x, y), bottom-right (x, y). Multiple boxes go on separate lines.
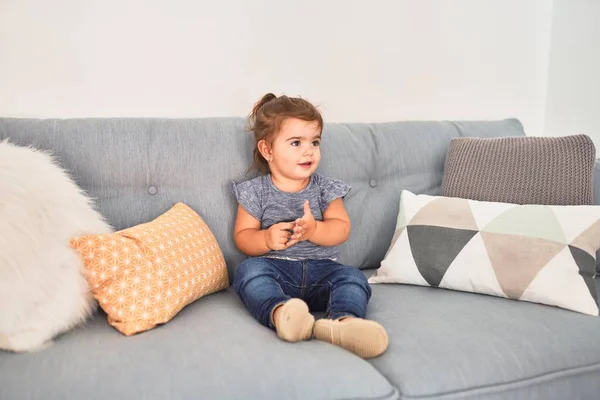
top-left (595, 160), bottom-right (600, 205)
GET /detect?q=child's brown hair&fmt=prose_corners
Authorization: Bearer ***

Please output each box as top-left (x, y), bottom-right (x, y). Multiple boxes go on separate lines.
top-left (248, 93), bottom-right (323, 173)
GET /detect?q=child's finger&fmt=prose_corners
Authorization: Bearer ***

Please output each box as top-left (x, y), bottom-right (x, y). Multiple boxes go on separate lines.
top-left (277, 222), bottom-right (295, 231)
top-left (285, 239), bottom-right (298, 247)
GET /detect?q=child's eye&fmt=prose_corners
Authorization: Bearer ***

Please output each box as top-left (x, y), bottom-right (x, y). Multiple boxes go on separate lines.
top-left (291, 140), bottom-right (300, 147)
top-left (312, 140), bottom-right (321, 147)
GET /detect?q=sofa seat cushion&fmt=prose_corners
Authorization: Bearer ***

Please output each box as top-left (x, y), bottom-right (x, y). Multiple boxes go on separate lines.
top-left (365, 271), bottom-right (600, 400)
top-left (0, 288), bottom-right (398, 400)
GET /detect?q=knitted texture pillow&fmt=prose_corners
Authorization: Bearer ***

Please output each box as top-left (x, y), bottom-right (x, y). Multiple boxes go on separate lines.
top-left (440, 134), bottom-right (596, 205)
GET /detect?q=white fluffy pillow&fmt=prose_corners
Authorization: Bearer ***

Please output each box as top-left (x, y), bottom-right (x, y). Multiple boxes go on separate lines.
top-left (0, 140), bottom-right (112, 352)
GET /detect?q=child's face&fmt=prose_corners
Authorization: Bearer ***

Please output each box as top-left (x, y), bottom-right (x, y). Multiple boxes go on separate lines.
top-left (267, 117), bottom-right (321, 181)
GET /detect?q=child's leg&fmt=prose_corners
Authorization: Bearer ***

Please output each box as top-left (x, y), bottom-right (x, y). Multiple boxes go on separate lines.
top-left (306, 261), bottom-right (388, 358)
top-left (233, 257), bottom-right (314, 342)
top-left (305, 261), bottom-right (371, 318)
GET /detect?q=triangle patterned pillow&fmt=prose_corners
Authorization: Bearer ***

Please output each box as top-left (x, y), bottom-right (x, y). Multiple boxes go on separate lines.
top-left (369, 190), bottom-right (600, 316)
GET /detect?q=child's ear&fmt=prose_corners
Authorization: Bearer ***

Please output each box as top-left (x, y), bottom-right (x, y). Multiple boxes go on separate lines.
top-left (257, 139), bottom-right (272, 161)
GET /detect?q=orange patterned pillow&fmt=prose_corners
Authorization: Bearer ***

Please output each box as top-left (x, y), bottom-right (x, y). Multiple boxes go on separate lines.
top-left (70, 203), bottom-right (229, 336)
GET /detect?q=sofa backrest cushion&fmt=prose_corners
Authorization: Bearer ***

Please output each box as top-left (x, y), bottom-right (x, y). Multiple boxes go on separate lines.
top-left (0, 117), bottom-right (525, 275)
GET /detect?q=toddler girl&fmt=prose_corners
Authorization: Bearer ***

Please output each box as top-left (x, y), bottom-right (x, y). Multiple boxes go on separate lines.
top-left (232, 93), bottom-right (388, 359)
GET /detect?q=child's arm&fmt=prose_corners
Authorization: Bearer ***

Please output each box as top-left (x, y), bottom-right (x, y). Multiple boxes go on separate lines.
top-left (234, 205), bottom-right (298, 256)
top-left (292, 199), bottom-right (351, 247)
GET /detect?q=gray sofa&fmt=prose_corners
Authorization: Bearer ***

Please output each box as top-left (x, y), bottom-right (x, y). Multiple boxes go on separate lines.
top-left (1, 117), bottom-right (599, 400)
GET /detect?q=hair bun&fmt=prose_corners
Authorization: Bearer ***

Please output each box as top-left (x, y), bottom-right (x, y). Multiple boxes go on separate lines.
top-left (250, 93), bottom-right (277, 121)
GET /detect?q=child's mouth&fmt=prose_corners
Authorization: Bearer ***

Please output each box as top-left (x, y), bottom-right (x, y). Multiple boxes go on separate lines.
top-left (299, 161), bottom-right (313, 168)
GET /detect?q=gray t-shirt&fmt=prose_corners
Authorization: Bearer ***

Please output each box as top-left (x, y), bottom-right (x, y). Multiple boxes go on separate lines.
top-left (232, 173), bottom-right (351, 260)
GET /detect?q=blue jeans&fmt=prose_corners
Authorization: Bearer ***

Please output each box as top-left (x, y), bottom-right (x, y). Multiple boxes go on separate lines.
top-left (233, 257), bottom-right (372, 329)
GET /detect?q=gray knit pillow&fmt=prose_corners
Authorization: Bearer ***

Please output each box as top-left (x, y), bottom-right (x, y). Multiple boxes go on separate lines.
top-left (441, 134), bottom-right (598, 272)
top-left (440, 135), bottom-right (595, 205)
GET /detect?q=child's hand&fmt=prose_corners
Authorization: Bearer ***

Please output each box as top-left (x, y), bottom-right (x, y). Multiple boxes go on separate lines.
top-left (292, 200), bottom-right (317, 242)
top-left (265, 222), bottom-right (298, 251)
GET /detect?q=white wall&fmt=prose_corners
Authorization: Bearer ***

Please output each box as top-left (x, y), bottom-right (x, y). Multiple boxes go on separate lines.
top-left (544, 0), bottom-right (600, 149)
top-left (0, 0), bottom-right (552, 136)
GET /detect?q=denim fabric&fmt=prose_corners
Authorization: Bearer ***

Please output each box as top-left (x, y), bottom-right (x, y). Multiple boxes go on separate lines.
top-left (233, 257), bottom-right (372, 328)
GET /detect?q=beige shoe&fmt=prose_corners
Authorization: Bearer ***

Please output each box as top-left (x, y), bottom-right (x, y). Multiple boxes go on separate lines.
top-left (273, 299), bottom-right (315, 342)
top-left (313, 318), bottom-right (388, 359)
